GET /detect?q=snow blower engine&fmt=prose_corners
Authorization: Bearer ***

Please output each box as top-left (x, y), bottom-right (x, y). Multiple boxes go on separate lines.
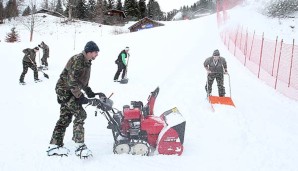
top-left (93, 87), bottom-right (186, 156)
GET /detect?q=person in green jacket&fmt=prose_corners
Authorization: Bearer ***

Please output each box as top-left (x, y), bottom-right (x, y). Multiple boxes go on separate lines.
top-left (113, 47), bottom-right (129, 82)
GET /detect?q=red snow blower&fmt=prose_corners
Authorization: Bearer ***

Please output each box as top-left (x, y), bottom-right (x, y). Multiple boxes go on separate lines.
top-left (92, 87), bottom-right (186, 156)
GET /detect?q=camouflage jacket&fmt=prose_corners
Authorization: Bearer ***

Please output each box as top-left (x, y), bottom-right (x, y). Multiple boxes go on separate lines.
top-left (41, 43), bottom-right (49, 58)
top-left (203, 56), bottom-right (227, 73)
top-left (56, 51), bottom-right (92, 98)
top-left (22, 48), bottom-right (36, 64)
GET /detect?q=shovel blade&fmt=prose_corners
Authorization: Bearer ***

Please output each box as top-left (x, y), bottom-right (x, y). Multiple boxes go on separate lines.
top-left (119, 78), bottom-right (128, 84)
top-left (208, 96), bottom-right (235, 107)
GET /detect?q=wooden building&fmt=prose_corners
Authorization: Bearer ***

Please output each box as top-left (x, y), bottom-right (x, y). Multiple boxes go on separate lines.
top-left (35, 9), bottom-right (66, 18)
top-left (128, 17), bottom-right (165, 32)
top-left (104, 9), bottom-right (126, 26)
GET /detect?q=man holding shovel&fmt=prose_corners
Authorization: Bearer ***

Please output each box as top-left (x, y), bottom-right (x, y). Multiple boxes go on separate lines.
top-left (204, 49), bottom-right (228, 97)
top-left (19, 47), bottom-right (42, 85)
top-left (113, 47), bottom-right (129, 83)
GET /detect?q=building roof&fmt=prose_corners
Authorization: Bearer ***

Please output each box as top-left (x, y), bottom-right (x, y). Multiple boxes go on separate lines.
top-left (35, 9), bottom-right (66, 18)
top-left (104, 9), bottom-right (126, 18)
top-left (128, 17), bottom-right (164, 30)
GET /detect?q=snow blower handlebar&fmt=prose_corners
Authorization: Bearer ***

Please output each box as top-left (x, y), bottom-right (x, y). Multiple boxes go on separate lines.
top-left (88, 93), bottom-right (114, 115)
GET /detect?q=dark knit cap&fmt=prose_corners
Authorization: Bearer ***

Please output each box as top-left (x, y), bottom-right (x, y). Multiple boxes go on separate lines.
top-left (84, 41), bottom-right (99, 53)
top-left (213, 49), bottom-right (220, 56)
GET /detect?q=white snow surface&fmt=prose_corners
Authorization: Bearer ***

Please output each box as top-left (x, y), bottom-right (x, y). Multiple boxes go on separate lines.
top-left (0, 2), bottom-right (298, 171)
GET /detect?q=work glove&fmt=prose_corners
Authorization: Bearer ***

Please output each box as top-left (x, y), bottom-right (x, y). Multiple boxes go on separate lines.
top-left (207, 70), bottom-right (212, 74)
top-left (76, 94), bottom-right (89, 105)
top-left (96, 92), bottom-right (106, 99)
top-left (98, 98), bottom-right (113, 111)
top-left (84, 87), bottom-right (95, 98)
top-left (88, 98), bottom-right (101, 106)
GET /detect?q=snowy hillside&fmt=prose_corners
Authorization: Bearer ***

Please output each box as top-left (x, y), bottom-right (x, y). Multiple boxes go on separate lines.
top-left (1, 2), bottom-right (298, 171)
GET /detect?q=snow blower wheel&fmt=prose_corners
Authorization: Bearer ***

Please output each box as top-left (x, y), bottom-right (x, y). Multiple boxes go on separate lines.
top-left (113, 143), bottom-right (130, 154)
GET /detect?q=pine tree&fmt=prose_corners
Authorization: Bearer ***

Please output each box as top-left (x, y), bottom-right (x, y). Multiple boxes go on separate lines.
top-left (138, 0), bottom-right (146, 19)
top-left (55, 0), bottom-right (63, 14)
top-left (107, 0), bottom-right (115, 10)
top-left (103, 0), bottom-right (108, 11)
top-left (124, 0), bottom-right (139, 20)
top-left (22, 5), bottom-right (31, 16)
top-left (116, 0), bottom-right (122, 10)
top-left (147, 0), bottom-right (154, 19)
top-left (75, 0), bottom-right (88, 19)
top-left (0, 0), bottom-right (4, 24)
top-left (265, 0), bottom-right (298, 17)
top-left (88, 0), bottom-right (96, 21)
top-left (5, 0), bottom-right (18, 21)
top-left (94, 0), bottom-right (104, 23)
top-left (5, 27), bottom-right (20, 42)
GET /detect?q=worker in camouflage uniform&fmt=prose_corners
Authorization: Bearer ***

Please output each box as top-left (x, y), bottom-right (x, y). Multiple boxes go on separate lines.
top-left (19, 47), bottom-right (41, 85)
top-left (47, 41), bottom-right (104, 158)
top-left (204, 49), bottom-right (228, 97)
top-left (38, 41), bottom-right (50, 70)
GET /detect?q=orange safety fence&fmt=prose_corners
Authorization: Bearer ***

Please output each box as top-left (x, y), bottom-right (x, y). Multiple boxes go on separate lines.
top-left (216, 0), bottom-right (298, 101)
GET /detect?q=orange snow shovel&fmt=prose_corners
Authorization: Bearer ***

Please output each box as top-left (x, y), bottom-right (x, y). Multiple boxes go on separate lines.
top-left (207, 73), bottom-right (235, 108)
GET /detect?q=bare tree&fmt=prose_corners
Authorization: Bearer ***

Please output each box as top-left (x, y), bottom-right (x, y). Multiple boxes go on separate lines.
top-left (41, 0), bottom-right (49, 9)
top-left (18, 0), bottom-right (43, 41)
top-left (63, 0), bottom-right (74, 21)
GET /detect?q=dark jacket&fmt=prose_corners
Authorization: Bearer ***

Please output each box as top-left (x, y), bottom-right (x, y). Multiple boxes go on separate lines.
top-left (22, 48), bottom-right (36, 64)
top-left (56, 51), bottom-right (91, 98)
top-left (115, 50), bottom-right (128, 66)
top-left (204, 56), bottom-right (227, 73)
top-left (41, 43), bottom-right (49, 58)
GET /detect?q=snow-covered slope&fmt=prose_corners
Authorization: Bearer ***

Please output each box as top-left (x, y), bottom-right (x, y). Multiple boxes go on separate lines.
top-left (0, 3), bottom-right (298, 171)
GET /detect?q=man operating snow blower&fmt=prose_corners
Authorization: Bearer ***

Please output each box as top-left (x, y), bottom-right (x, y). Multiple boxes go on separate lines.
top-left (47, 41), bottom-right (105, 159)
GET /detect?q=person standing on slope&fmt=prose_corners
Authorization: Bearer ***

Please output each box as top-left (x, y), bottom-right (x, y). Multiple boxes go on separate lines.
top-left (47, 41), bottom-right (105, 159)
top-left (203, 49), bottom-right (228, 97)
top-left (38, 41), bottom-right (50, 70)
top-left (19, 46), bottom-right (42, 85)
top-left (113, 47), bottom-right (129, 82)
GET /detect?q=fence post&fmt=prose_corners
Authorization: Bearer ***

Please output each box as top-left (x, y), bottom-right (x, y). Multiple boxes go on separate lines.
top-left (224, 31), bottom-right (227, 45)
top-left (271, 36), bottom-right (278, 76)
top-left (258, 33), bottom-right (265, 78)
top-left (288, 39), bottom-right (295, 87)
top-left (234, 26), bottom-right (239, 56)
top-left (275, 39), bottom-right (283, 89)
top-left (249, 30), bottom-right (255, 60)
top-left (228, 30), bottom-right (231, 50)
top-left (244, 29), bottom-right (248, 66)
top-left (239, 25), bottom-right (243, 51)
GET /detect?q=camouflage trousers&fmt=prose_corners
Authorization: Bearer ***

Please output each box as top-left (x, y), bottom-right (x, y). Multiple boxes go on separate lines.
top-left (19, 61), bottom-right (38, 82)
top-left (205, 73), bottom-right (226, 97)
top-left (41, 56), bottom-right (48, 67)
top-left (50, 96), bottom-right (87, 146)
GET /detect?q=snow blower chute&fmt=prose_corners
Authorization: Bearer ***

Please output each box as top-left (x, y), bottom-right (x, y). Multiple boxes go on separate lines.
top-left (92, 87), bottom-right (186, 156)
